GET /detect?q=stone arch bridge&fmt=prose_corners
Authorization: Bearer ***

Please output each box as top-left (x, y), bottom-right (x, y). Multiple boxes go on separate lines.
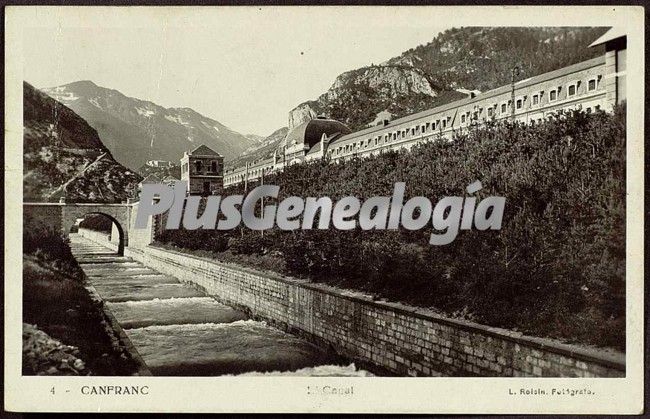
top-left (23, 202), bottom-right (141, 255)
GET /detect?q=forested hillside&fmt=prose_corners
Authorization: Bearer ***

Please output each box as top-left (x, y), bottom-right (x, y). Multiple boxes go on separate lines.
top-left (388, 27), bottom-right (608, 91)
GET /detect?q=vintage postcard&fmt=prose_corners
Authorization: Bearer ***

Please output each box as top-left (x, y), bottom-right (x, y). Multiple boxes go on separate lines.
top-left (4, 5), bottom-right (644, 414)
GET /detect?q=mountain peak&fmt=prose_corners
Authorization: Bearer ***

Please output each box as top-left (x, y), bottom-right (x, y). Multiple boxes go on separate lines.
top-left (42, 80), bottom-right (103, 100)
top-left (68, 80), bottom-right (98, 87)
top-left (39, 82), bottom-right (256, 170)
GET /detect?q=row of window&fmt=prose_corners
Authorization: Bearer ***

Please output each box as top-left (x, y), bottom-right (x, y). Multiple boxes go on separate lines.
top-left (332, 99), bottom-right (605, 161)
top-left (224, 160), bottom-right (277, 183)
top-left (227, 100), bottom-right (606, 184)
top-left (182, 160), bottom-right (222, 175)
top-left (225, 102), bottom-right (604, 184)
top-left (229, 165), bottom-right (272, 181)
top-left (329, 75), bottom-right (602, 157)
top-left (328, 116), bottom-right (455, 157)
top-left (457, 76), bottom-right (602, 125)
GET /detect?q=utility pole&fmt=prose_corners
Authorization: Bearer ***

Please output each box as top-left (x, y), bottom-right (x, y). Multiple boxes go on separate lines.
top-left (242, 162), bottom-right (249, 239)
top-left (260, 168), bottom-right (264, 238)
top-left (244, 161), bottom-right (249, 194)
top-left (511, 65), bottom-right (521, 121)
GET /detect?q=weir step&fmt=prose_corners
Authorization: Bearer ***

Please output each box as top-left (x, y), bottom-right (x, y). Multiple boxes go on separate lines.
top-left (69, 234), bottom-right (371, 377)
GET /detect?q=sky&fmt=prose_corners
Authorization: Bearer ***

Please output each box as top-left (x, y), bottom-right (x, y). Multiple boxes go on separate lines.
top-left (22, 7), bottom-right (450, 136)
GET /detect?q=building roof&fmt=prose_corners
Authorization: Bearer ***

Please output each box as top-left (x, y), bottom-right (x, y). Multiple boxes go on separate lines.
top-left (139, 173), bottom-right (161, 184)
top-left (329, 55), bottom-right (606, 148)
top-left (190, 144), bottom-right (222, 157)
top-left (589, 27), bottom-right (626, 47)
top-left (306, 131), bottom-right (347, 156)
top-left (162, 175), bottom-right (179, 182)
top-left (369, 110), bottom-right (394, 126)
top-left (306, 142), bottom-right (323, 156)
top-left (285, 117), bottom-right (352, 150)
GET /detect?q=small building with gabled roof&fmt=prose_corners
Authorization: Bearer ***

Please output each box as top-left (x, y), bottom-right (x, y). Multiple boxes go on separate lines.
top-left (136, 173), bottom-right (162, 198)
top-left (138, 173), bottom-right (161, 188)
top-left (162, 174), bottom-right (180, 187)
top-left (180, 144), bottom-right (224, 195)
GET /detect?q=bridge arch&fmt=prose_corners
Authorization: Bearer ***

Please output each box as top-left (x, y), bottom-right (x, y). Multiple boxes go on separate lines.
top-left (60, 204), bottom-right (131, 256)
top-left (74, 212), bottom-right (126, 255)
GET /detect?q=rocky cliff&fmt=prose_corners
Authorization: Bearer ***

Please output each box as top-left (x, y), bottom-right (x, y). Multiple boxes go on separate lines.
top-left (288, 27), bottom-right (608, 132)
top-left (288, 65), bottom-right (443, 131)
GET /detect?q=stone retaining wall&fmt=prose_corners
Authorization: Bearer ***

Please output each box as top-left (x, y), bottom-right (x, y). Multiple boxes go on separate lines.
top-left (122, 244), bottom-right (625, 377)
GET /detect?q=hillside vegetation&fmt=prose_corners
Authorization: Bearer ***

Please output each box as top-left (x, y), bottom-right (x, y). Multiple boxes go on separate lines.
top-left (157, 107), bottom-right (626, 349)
top-left (23, 222), bottom-right (140, 375)
top-left (388, 27), bottom-right (608, 92)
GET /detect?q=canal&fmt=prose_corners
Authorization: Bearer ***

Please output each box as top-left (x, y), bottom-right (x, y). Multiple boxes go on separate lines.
top-left (70, 234), bottom-right (372, 377)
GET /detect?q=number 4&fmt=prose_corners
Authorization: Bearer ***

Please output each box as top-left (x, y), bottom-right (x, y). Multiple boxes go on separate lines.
top-left (50, 387), bottom-right (55, 395)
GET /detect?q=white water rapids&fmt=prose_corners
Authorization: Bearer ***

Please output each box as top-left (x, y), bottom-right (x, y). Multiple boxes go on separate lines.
top-left (71, 235), bottom-right (372, 377)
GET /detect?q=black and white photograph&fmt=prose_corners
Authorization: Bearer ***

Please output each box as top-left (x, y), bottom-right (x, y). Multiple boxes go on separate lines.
top-left (4, 4), bottom-right (644, 414)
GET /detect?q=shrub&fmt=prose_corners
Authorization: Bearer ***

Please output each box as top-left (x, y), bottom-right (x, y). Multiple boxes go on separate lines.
top-left (23, 217), bottom-right (83, 279)
top-left (156, 106), bottom-right (626, 348)
top-left (79, 214), bottom-right (113, 232)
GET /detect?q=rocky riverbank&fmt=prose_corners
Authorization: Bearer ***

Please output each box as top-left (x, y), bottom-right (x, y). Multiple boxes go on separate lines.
top-left (23, 323), bottom-right (88, 375)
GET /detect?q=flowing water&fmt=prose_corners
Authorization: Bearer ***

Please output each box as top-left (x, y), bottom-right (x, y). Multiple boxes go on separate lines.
top-left (70, 235), bottom-right (372, 377)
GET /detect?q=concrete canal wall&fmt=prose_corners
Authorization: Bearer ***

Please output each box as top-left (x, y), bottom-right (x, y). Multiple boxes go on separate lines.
top-left (108, 241), bottom-right (625, 378)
